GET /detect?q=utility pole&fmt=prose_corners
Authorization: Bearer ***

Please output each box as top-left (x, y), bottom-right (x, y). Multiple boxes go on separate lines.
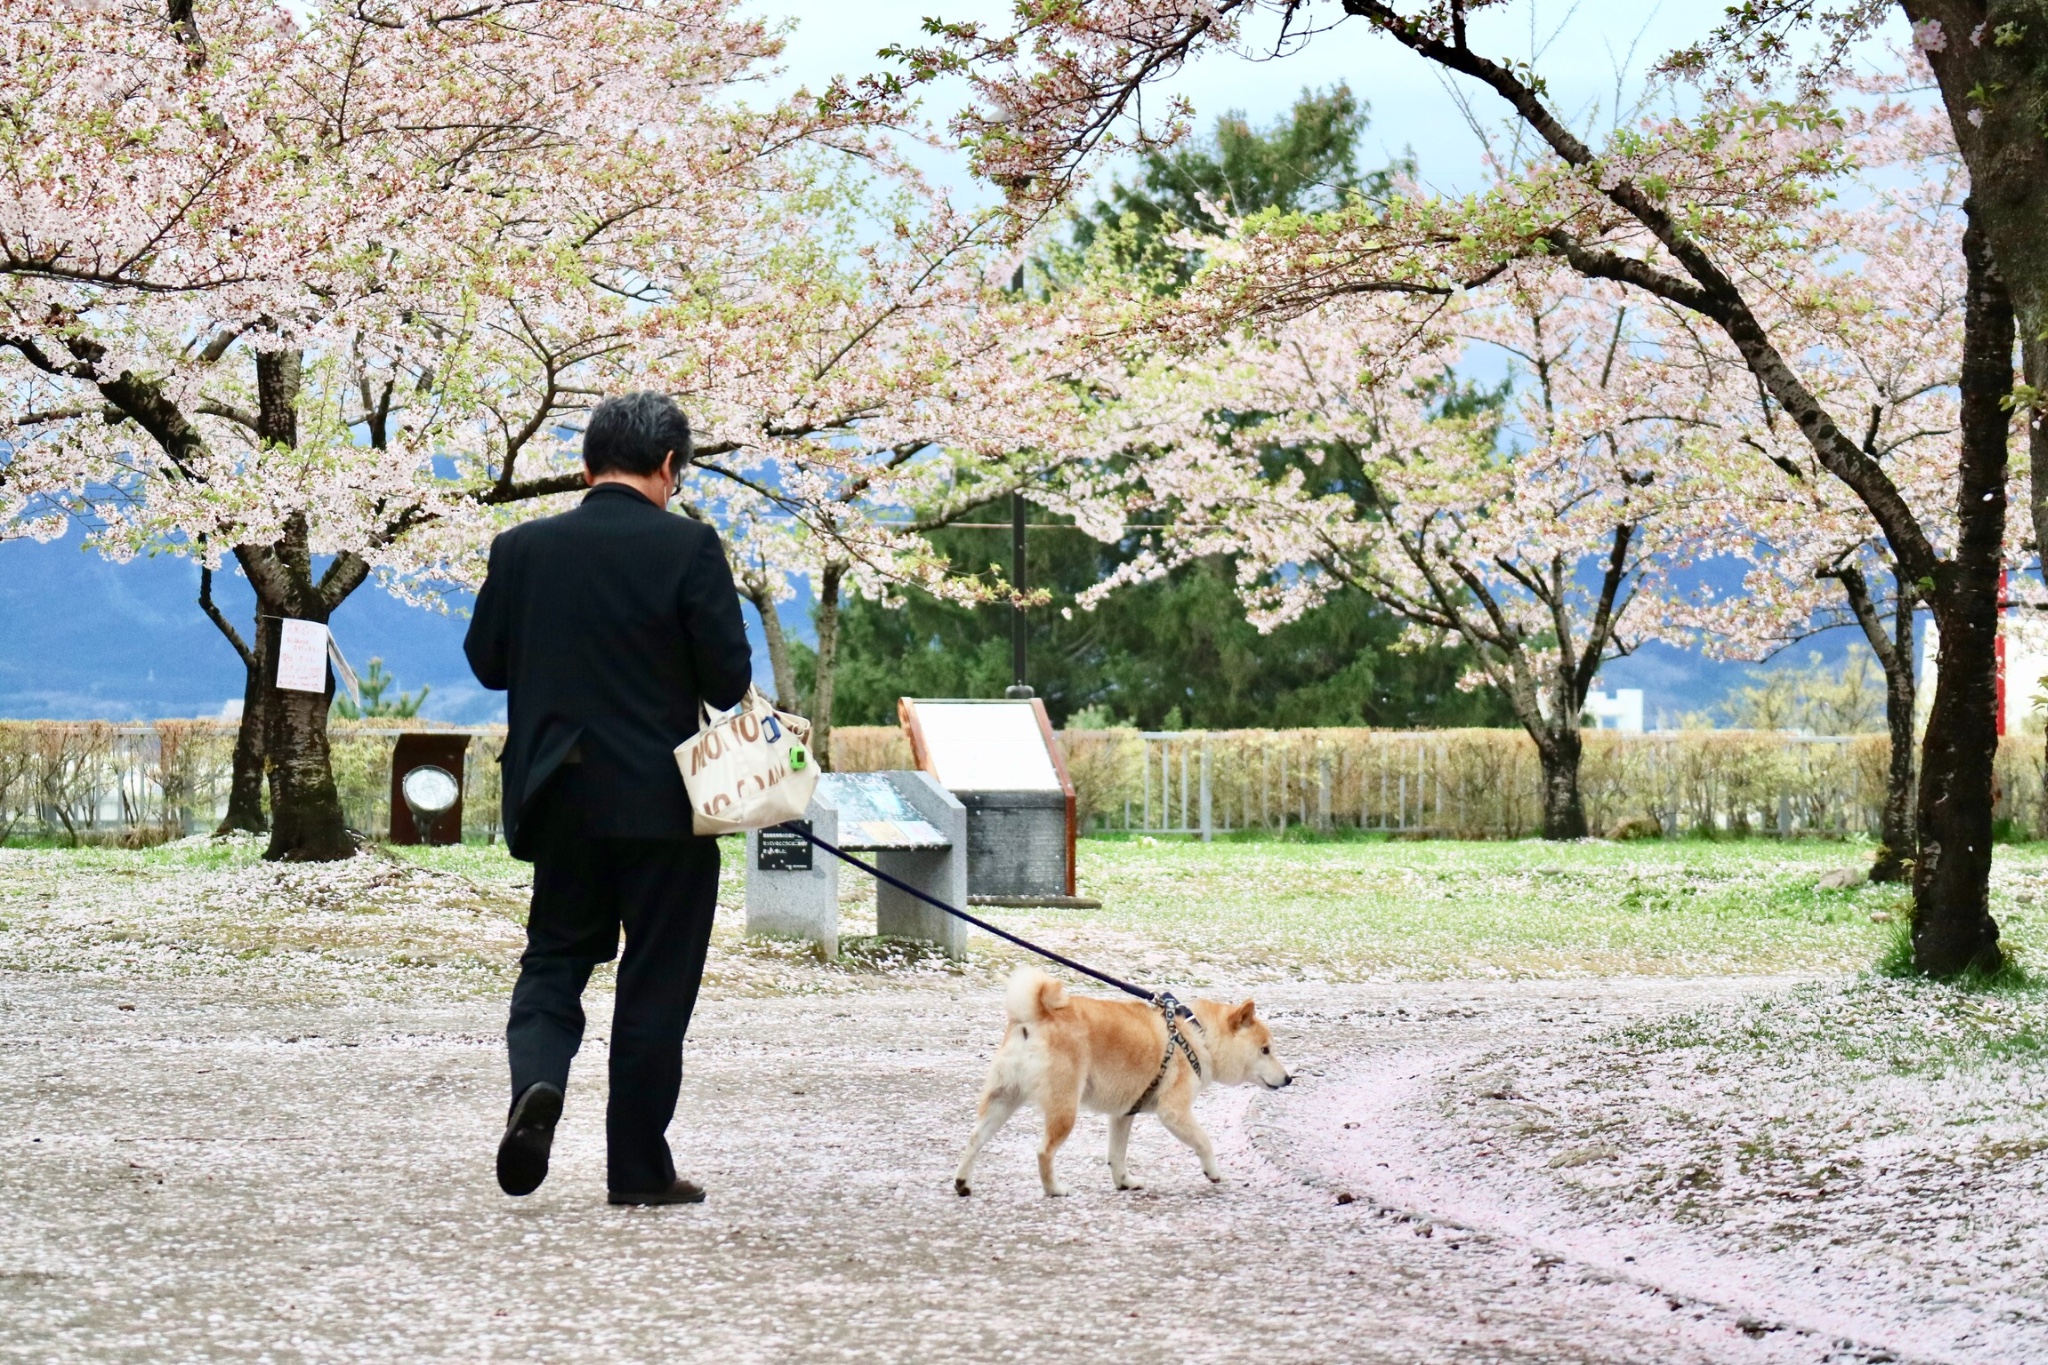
top-left (1005, 490), bottom-right (1033, 699)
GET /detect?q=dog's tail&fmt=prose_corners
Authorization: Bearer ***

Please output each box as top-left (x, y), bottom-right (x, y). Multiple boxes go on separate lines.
top-left (1004, 965), bottom-right (1069, 1024)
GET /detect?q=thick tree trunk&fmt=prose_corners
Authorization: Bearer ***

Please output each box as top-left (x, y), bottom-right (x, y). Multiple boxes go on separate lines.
top-left (1535, 726), bottom-right (1587, 840)
top-left (1872, 600), bottom-right (1917, 883)
top-left (1910, 204), bottom-right (2009, 976)
top-left (809, 562), bottom-right (846, 771)
top-left (253, 584), bottom-right (354, 862)
top-left (240, 350), bottom-right (357, 862)
top-left (1907, 4), bottom-right (2048, 528)
top-left (1915, 601), bottom-right (2001, 972)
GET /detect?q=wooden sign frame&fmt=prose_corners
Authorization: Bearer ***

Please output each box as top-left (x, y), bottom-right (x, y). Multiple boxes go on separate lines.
top-left (898, 697), bottom-right (1077, 897)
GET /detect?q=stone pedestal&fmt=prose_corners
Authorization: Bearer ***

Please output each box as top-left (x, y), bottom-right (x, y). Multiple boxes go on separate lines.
top-left (873, 772), bottom-right (969, 959)
top-left (744, 772), bottom-right (968, 960)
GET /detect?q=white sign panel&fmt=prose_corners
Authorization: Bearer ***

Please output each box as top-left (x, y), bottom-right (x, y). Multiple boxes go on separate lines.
top-left (905, 699), bottom-right (1062, 792)
top-left (275, 618), bottom-right (331, 694)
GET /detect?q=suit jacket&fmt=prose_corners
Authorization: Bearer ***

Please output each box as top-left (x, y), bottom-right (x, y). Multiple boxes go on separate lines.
top-left (465, 483), bottom-right (752, 857)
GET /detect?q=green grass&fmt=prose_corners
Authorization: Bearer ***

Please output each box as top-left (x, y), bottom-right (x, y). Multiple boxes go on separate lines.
top-left (13, 834), bottom-right (2048, 985)
top-left (1029, 837), bottom-right (1955, 978)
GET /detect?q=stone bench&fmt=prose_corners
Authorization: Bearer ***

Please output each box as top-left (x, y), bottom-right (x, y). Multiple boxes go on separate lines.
top-left (743, 771), bottom-right (968, 960)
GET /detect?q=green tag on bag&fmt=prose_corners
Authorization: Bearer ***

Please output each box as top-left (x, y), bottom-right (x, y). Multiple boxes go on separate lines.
top-left (788, 745), bottom-right (808, 771)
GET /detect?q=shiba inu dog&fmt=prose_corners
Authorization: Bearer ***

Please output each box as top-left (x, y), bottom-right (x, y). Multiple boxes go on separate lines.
top-left (953, 966), bottom-right (1292, 1197)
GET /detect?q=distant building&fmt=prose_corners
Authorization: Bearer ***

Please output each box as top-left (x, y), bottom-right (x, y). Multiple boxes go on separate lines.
top-left (1583, 686), bottom-right (1645, 733)
top-left (1918, 609), bottom-right (2048, 735)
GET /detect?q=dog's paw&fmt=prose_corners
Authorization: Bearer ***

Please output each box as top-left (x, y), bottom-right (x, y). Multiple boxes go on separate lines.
top-left (1042, 1184), bottom-right (1070, 1198)
top-left (1204, 1171), bottom-right (1224, 1184)
top-left (954, 1178), bottom-right (971, 1197)
top-left (1114, 1178), bottom-right (1143, 1191)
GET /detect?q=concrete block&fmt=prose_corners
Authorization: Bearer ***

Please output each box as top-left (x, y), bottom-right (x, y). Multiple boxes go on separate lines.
top-left (745, 795), bottom-right (840, 959)
top-left (876, 772), bottom-right (969, 959)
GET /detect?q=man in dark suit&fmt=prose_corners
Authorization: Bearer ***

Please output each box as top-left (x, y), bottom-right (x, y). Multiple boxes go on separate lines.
top-left (465, 391), bottom-right (751, 1206)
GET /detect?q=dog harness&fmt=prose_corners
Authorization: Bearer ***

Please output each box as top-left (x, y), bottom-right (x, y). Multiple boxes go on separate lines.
top-left (1127, 993), bottom-right (1204, 1116)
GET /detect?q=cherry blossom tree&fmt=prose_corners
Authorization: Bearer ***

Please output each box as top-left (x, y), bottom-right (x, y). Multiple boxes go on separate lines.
top-left (1084, 270), bottom-right (1732, 837)
top-left (901, 1), bottom-right (2017, 974)
top-left (2, 1), bottom-right (1085, 856)
top-left (1666, 5), bottom-right (2048, 636)
top-left (1666, 110), bottom-right (2031, 883)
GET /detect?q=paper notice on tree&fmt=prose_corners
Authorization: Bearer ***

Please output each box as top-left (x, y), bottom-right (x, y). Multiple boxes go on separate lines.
top-left (275, 618), bottom-right (331, 694)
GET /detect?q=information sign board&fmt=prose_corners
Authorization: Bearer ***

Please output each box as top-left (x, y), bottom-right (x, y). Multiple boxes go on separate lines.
top-left (819, 774), bottom-right (950, 848)
top-left (898, 700), bottom-right (1062, 791)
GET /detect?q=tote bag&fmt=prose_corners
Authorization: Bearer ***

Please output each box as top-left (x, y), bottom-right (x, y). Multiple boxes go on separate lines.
top-left (677, 686), bottom-right (819, 835)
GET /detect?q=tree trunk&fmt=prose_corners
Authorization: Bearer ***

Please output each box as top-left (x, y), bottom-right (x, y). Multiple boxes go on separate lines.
top-left (1835, 568), bottom-right (1916, 884)
top-left (1535, 725), bottom-right (1588, 840)
top-left (252, 577), bottom-right (354, 862)
top-left (240, 350), bottom-right (357, 862)
top-left (216, 616), bottom-right (272, 836)
top-left (198, 561), bottom-right (270, 836)
top-left (741, 575), bottom-right (797, 709)
top-left (1910, 204), bottom-right (2009, 976)
top-left (2029, 331), bottom-right (2048, 591)
top-left (1907, 4), bottom-right (2048, 542)
top-left (809, 562), bottom-right (846, 771)
top-left (1872, 591), bottom-right (1916, 883)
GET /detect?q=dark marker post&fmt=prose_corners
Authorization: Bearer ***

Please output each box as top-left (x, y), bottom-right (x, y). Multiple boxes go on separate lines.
top-left (1006, 489), bottom-right (1033, 700)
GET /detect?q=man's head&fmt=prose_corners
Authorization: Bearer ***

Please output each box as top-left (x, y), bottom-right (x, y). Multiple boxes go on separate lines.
top-left (583, 392), bottom-right (693, 498)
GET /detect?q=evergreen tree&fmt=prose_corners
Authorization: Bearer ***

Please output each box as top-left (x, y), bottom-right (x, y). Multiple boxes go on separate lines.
top-left (806, 515), bottom-right (1509, 729)
top-left (331, 658), bottom-right (428, 721)
top-left (813, 86), bottom-right (1499, 729)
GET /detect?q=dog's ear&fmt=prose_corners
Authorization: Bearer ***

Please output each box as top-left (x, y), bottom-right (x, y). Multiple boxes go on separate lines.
top-left (1228, 999), bottom-right (1257, 1031)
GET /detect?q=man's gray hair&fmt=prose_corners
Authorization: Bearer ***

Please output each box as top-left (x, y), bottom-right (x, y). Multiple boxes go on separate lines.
top-left (583, 392), bottom-right (693, 478)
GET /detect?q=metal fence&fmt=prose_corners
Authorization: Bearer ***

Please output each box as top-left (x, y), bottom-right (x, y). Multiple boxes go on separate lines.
top-left (0, 721), bottom-right (505, 846)
top-left (6, 719), bottom-right (2045, 845)
top-left (848, 724), bottom-right (2047, 842)
top-left (1063, 729), bottom-right (1905, 840)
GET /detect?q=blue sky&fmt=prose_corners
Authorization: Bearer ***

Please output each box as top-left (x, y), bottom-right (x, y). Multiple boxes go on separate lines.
top-left (0, 1), bottom-right (1904, 724)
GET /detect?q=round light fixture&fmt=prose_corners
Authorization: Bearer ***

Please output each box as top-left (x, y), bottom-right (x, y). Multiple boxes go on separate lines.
top-left (401, 763), bottom-right (460, 834)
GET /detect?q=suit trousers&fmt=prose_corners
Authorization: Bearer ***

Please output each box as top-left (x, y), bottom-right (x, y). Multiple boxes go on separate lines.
top-left (505, 791), bottom-right (720, 1193)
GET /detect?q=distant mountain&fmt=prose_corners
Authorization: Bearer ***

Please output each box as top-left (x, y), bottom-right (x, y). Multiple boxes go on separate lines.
top-left (0, 526), bottom-right (1866, 726)
top-left (0, 528), bottom-right (793, 724)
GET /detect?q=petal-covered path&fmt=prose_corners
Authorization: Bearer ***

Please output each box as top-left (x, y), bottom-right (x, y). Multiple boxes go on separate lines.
top-left (2, 971), bottom-right (1919, 1364)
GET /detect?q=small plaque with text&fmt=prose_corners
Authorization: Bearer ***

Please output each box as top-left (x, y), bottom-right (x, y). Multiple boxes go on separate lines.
top-left (756, 823), bottom-right (813, 871)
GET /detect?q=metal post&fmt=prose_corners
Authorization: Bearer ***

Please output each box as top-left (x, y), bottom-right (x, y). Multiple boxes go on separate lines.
top-left (1317, 755), bottom-right (1332, 830)
top-left (1436, 746), bottom-right (1446, 828)
top-left (1005, 491), bottom-right (1032, 700)
top-left (1142, 738), bottom-right (1152, 832)
top-left (1180, 742), bottom-right (1190, 832)
top-left (1378, 745), bottom-right (1388, 830)
top-left (1200, 738), bottom-right (1213, 842)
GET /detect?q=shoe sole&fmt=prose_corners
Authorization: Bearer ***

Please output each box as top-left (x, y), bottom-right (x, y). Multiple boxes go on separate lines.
top-left (607, 1186), bottom-right (706, 1206)
top-left (496, 1084), bottom-right (563, 1197)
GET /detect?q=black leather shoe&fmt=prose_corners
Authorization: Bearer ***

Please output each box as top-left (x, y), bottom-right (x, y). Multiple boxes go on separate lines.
top-left (608, 1178), bottom-right (706, 1206)
top-left (496, 1082), bottom-right (563, 1196)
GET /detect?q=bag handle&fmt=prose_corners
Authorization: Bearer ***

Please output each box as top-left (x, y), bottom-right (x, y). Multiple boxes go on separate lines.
top-left (698, 683), bottom-right (772, 731)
